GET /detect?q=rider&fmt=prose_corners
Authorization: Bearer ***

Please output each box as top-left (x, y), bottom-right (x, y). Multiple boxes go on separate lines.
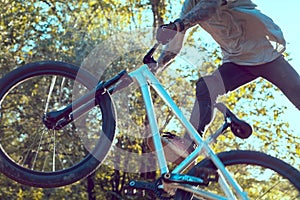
top-left (150, 0), bottom-right (300, 156)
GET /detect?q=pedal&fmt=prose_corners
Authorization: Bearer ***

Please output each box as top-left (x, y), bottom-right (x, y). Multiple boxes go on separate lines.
top-left (193, 167), bottom-right (219, 183)
top-left (128, 180), bottom-right (156, 191)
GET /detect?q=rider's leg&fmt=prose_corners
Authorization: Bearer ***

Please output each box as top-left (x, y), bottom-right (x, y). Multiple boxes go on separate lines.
top-left (190, 56), bottom-right (300, 138)
top-left (187, 62), bottom-right (258, 138)
top-left (181, 57), bottom-right (299, 158)
top-left (245, 56), bottom-right (300, 110)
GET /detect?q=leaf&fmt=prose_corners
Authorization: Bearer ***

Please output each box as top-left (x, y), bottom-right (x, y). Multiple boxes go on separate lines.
top-left (296, 147), bottom-right (300, 157)
top-left (89, 1), bottom-right (98, 7)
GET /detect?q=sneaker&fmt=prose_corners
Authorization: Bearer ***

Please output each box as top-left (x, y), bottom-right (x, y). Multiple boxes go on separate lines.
top-left (147, 132), bottom-right (195, 165)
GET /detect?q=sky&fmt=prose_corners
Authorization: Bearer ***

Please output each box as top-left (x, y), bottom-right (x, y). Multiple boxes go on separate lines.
top-left (252, 0), bottom-right (300, 72)
top-left (250, 0), bottom-right (299, 133)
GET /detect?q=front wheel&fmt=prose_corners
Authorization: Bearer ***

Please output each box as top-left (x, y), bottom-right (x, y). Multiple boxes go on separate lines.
top-left (0, 61), bottom-right (116, 187)
top-left (174, 150), bottom-right (300, 199)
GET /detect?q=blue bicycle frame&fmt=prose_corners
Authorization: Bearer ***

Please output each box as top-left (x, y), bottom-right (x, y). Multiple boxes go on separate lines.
top-left (129, 64), bottom-right (249, 200)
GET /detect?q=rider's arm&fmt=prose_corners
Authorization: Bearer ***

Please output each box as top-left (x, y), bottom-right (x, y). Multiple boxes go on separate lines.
top-left (181, 0), bottom-right (223, 30)
top-left (156, 0), bottom-right (223, 70)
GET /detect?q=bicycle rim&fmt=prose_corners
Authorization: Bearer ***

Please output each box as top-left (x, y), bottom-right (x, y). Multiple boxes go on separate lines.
top-left (175, 150), bottom-right (300, 200)
top-left (0, 61), bottom-right (116, 187)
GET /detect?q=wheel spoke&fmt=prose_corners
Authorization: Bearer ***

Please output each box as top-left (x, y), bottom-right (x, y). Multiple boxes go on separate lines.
top-left (31, 128), bottom-right (47, 170)
top-left (44, 76), bottom-right (57, 114)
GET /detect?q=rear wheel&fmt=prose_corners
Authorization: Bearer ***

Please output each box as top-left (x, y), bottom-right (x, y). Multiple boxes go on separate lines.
top-left (0, 61), bottom-right (116, 187)
top-left (175, 150), bottom-right (300, 199)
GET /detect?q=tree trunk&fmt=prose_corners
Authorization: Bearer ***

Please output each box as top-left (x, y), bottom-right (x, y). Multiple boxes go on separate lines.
top-left (87, 173), bottom-right (96, 200)
top-left (150, 0), bottom-right (166, 27)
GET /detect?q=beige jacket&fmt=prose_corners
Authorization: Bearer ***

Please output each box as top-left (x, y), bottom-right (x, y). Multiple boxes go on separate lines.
top-left (160, 0), bottom-right (286, 66)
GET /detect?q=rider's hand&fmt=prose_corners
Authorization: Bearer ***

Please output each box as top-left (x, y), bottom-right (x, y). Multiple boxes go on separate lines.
top-left (156, 19), bottom-right (185, 45)
top-left (156, 22), bottom-right (177, 45)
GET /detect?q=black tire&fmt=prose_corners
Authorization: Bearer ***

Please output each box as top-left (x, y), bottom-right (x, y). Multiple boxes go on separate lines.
top-left (0, 61), bottom-right (116, 187)
top-left (175, 150), bottom-right (300, 199)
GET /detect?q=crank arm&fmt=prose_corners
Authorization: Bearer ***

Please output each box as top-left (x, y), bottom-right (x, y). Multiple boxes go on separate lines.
top-left (163, 173), bottom-right (207, 186)
top-left (163, 167), bottom-right (219, 186)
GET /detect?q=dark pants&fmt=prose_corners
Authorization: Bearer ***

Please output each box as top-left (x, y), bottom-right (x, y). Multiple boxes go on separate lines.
top-left (189, 56), bottom-right (300, 135)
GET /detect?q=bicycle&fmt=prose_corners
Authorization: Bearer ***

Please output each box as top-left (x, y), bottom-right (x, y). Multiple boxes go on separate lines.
top-left (0, 43), bottom-right (299, 199)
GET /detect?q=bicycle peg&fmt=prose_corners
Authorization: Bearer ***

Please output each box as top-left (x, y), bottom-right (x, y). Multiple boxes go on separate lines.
top-left (215, 103), bottom-right (252, 139)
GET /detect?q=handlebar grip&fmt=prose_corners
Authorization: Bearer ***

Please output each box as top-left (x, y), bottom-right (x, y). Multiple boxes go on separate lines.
top-left (143, 43), bottom-right (160, 64)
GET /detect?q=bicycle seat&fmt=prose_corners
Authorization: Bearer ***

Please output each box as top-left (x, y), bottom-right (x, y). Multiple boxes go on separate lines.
top-left (215, 103), bottom-right (252, 139)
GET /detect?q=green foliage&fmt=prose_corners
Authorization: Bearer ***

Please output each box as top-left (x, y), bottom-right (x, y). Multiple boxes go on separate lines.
top-left (0, 0), bottom-right (298, 199)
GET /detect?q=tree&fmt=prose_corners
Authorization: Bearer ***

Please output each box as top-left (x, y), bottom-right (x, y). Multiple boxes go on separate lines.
top-left (0, 0), bottom-right (298, 199)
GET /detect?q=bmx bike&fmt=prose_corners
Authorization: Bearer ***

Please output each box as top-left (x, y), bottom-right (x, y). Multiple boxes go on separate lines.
top-left (0, 43), bottom-right (299, 199)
